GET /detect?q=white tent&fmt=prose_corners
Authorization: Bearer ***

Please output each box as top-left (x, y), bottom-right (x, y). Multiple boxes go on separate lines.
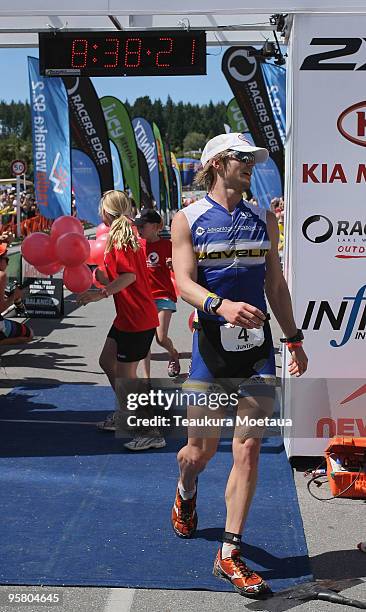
top-left (1, 1), bottom-right (365, 48)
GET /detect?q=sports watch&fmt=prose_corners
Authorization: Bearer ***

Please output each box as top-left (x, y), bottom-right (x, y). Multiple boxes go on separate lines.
top-left (209, 296), bottom-right (223, 315)
top-left (280, 329), bottom-right (304, 343)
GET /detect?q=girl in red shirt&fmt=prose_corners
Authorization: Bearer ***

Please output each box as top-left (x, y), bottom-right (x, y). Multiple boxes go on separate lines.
top-left (134, 208), bottom-right (180, 378)
top-left (78, 190), bottom-right (165, 451)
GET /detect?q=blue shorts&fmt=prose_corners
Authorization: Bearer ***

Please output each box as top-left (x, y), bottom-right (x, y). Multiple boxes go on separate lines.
top-left (185, 320), bottom-right (276, 399)
top-left (154, 298), bottom-right (176, 312)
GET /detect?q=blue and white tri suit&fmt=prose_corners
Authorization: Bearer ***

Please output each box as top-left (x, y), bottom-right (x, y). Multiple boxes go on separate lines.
top-left (182, 195), bottom-right (276, 397)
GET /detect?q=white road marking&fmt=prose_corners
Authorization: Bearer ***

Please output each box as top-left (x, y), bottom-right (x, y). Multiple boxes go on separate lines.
top-left (104, 588), bottom-right (135, 612)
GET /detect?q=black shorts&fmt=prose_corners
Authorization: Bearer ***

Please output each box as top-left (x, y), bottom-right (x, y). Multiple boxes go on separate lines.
top-left (107, 325), bottom-right (155, 362)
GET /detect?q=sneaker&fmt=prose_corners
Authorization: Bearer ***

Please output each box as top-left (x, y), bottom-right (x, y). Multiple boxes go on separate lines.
top-left (213, 547), bottom-right (271, 598)
top-left (123, 435), bottom-right (166, 451)
top-left (96, 412), bottom-right (116, 431)
top-left (167, 356), bottom-right (180, 377)
top-left (171, 481), bottom-right (198, 538)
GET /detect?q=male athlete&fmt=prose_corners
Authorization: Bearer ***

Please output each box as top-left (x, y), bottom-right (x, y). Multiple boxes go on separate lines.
top-left (170, 133), bottom-right (308, 597)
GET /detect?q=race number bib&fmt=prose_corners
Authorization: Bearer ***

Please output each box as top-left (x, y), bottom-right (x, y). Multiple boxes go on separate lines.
top-left (220, 324), bottom-right (264, 352)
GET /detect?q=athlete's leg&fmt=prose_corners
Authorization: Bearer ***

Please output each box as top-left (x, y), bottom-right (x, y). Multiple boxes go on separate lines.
top-left (171, 404), bottom-right (221, 538)
top-left (155, 310), bottom-right (179, 360)
top-left (212, 394), bottom-right (274, 597)
top-left (225, 394), bottom-right (274, 534)
top-left (141, 350), bottom-right (151, 378)
top-left (99, 336), bottom-right (118, 389)
top-left (178, 409), bottom-right (221, 491)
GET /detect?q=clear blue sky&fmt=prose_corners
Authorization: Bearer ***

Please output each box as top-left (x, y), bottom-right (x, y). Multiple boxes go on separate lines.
top-left (0, 47), bottom-right (234, 105)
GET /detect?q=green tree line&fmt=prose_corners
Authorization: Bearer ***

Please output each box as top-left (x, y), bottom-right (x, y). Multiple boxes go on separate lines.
top-left (0, 97), bottom-right (227, 179)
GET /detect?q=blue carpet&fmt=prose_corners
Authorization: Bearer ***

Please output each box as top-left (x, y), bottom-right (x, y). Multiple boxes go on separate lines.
top-left (0, 384), bottom-right (312, 591)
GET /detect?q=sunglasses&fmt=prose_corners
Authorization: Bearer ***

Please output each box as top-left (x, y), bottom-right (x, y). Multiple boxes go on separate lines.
top-left (228, 150), bottom-right (256, 164)
top-left (0, 256), bottom-right (9, 264)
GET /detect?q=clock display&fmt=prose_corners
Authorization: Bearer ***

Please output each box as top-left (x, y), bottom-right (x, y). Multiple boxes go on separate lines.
top-left (39, 31), bottom-right (206, 77)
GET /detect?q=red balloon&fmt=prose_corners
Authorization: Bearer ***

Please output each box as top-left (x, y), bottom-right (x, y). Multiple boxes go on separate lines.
top-left (93, 234), bottom-right (109, 266)
top-left (51, 216), bottom-right (84, 243)
top-left (92, 266), bottom-right (107, 289)
top-left (188, 311), bottom-right (195, 332)
top-left (21, 233), bottom-right (57, 267)
top-left (56, 232), bottom-right (90, 267)
top-left (96, 223), bottom-right (110, 238)
top-left (63, 264), bottom-right (93, 293)
top-left (36, 261), bottom-right (64, 276)
top-left (86, 240), bottom-right (97, 265)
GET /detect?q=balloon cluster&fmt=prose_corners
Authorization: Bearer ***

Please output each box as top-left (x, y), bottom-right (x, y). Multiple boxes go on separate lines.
top-left (21, 217), bottom-right (110, 294)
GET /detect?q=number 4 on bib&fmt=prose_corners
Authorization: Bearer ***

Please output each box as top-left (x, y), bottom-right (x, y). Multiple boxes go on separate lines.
top-left (220, 324), bottom-right (264, 352)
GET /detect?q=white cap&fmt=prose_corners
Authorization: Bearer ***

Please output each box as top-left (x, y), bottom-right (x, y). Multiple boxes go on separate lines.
top-left (200, 133), bottom-right (269, 167)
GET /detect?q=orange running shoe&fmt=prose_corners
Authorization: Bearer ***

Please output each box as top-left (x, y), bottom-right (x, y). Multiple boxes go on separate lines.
top-left (213, 547), bottom-right (271, 597)
top-left (171, 482), bottom-right (198, 538)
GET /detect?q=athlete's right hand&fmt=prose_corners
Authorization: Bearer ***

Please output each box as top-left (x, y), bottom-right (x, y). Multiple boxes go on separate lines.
top-left (216, 299), bottom-right (266, 328)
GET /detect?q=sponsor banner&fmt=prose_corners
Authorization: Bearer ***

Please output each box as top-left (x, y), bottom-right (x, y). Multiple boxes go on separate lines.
top-left (222, 48), bottom-right (284, 190)
top-left (110, 140), bottom-right (125, 191)
top-left (226, 99), bottom-right (282, 207)
top-left (153, 122), bottom-right (170, 212)
top-left (132, 117), bottom-right (160, 207)
top-left (71, 149), bottom-right (101, 226)
top-left (100, 96), bottom-right (140, 205)
top-left (226, 98), bottom-right (248, 133)
top-left (283, 14), bottom-right (366, 456)
top-left (171, 152), bottom-right (182, 210)
top-left (63, 77), bottom-right (113, 194)
top-left (28, 57), bottom-right (71, 219)
top-left (23, 277), bottom-right (64, 318)
top-left (261, 62), bottom-right (286, 145)
top-left (137, 148), bottom-right (154, 208)
top-left (172, 166), bottom-right (182, 209)
top-left (164, 139), bottom-right (174, 210)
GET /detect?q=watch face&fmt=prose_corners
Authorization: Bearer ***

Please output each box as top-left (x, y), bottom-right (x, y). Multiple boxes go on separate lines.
top-left (210, 297), bottom-right (222, 312)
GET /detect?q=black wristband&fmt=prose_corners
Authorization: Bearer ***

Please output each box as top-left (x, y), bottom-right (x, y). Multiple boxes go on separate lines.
top-left (280, 329), bottom-right (304, 343)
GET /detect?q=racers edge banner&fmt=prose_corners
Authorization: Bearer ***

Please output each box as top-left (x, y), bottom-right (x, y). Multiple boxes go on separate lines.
top-left (226, 98), bottom-right (282, 207)
top-left (222, 47), bottom-right (284, 190)
top-left (28, 57), bottom-right (71, 219)
top-left (283, 15), bottom-right (366, 456)
top-left (62, 77), bottom-right (113, 195)
top-left (132, 117), bottom-right (160, 208)
top-left (71, 149), bottom-right (101, 226)
top-left (100, 96), bottom-right (140, 206)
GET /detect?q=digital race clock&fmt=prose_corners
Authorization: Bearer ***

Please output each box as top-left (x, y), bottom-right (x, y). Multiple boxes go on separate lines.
top-left (39, 31), bottom-right (206, 77)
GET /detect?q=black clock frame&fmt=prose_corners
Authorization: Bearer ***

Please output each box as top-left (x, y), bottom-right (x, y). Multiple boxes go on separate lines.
top-left (39, 30), bottom-right (207, 77)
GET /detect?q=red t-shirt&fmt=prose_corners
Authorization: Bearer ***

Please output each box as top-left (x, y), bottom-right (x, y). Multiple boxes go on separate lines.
top-left (104, 243), bottom-right (159, 332)
top-left (141, 238), bottom-right (177, 302)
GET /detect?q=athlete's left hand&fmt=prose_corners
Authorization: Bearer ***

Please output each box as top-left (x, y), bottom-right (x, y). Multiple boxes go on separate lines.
top-left (77, 290), bottom-right (105, 305)
top-left (288, 345), bottom-right (308, 377)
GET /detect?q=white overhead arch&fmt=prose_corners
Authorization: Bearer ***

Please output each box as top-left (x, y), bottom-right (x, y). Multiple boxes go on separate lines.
top-left (2, 1), bottom-right (366, 48)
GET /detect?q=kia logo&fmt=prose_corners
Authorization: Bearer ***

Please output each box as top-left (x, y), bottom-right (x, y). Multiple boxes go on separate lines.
top-left (337, 101), bottom-right (366, 147)
top-left (302, 215), bottom-right (333, 243)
